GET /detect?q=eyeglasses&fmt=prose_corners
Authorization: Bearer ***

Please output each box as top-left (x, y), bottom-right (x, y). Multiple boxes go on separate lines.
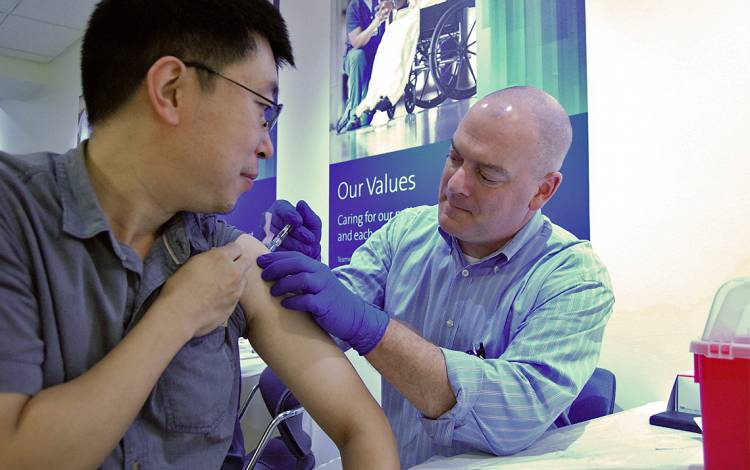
top-left (183, 60), bottom-right (282, 131)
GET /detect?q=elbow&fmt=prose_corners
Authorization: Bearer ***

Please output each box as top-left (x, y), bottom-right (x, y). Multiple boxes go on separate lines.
top-left (421, 385), bottom-right (457, 419)
top-left (422, 396), bottom-right (455, 419)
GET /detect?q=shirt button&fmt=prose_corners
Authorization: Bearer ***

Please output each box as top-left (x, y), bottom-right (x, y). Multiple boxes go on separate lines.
top-left (461, 269), bottom-right (469, 277)
top-left (494, 266), bottom-right (500, 273)
top-left (446, 319), bottom-right (454, 328)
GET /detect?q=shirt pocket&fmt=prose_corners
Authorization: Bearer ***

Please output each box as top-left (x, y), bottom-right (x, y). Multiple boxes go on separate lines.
top-left (155, 327), bottom-right (235, 435)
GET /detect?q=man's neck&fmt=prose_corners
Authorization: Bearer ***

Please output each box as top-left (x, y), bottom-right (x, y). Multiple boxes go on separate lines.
top-left (85, 132), bottom-right (175, 258)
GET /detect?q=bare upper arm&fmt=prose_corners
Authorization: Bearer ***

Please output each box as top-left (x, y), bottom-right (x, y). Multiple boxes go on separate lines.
top-left (234, 235), bottom-right (379, 444)
top-left (0, 393), bottom-right (28, 446)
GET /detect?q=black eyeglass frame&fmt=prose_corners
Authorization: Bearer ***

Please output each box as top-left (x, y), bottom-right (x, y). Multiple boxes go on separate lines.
top-left (183, 60), bottom-right (282, 131)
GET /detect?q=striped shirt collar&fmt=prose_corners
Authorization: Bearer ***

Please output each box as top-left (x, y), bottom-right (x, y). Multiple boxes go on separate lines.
top-left (438, 210), bottom-right (544, 265)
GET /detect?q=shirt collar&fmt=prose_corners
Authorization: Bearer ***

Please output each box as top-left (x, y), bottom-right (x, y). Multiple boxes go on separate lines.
top-left (437, 211), bottom-right (545, 264)
top-left (56, 142), bottom-right (210, 259)
top-left (56, 141), bottom-right (110, 240)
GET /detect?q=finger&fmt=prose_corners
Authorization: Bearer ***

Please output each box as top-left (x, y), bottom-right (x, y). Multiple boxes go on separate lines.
top-left (269, 272), bottom-right (326, 297)
top-left (257, 254), bottom-right (317, 280)
top-left (297, 200), bottom-right (323, 237)
top-left (270, 200), bottom-right (303, 229)
top-left (256, 250), bottom-right (301, 268)
top-left (285, 226), bottom-right (314, 245)
top-left (232, 250), bottom-right (254, 273)
top-left (259, 257), bottom-right (316, 282)
top-left (279, 234), bottom-right (313, 253)
top-left (281, 294), bottom-right (318, 314)
top-left (230, 236), bottom-right (257, 271)
top-left (219, 241), bottom-right (243, 262)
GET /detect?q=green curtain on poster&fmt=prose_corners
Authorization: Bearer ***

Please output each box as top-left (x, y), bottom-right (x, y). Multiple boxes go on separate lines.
top-left (476, 0), bottom-right (587, 114)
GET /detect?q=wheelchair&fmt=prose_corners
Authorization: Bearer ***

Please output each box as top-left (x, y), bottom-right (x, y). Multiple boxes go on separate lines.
top-left (402, 0), bottom-right (477, 115)
top-left (348, 0), bottom-right (477, 127)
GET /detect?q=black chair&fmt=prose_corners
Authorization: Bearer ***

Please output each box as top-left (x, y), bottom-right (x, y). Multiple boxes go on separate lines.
top-left (222, 367), bottom-right (315, 470)
top-left (555, 367), bottom-right (617, 427)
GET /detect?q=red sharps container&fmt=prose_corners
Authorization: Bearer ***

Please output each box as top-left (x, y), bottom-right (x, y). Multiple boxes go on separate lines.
top-left (690, 278), bottom-right (750, 470)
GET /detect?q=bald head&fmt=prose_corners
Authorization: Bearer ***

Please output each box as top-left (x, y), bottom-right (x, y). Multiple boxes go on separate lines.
top-left (467, 86), bottom-right (572, 176)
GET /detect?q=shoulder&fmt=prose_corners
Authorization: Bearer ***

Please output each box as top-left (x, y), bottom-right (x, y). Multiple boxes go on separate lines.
top-left (390, 204), bottom-right (437, 229)
top-left (0, 150), bottom-right (57, 188)
top-left (357, 205), bottom-right (441, 261)
top-left (530, 216), bottom-right (612, 288)
top-left (184, 213), bottom-right (245, 250)
top-left (373, 204), bottom-right (438, 243)
top-left (0, 150), bottom-right (61, 224)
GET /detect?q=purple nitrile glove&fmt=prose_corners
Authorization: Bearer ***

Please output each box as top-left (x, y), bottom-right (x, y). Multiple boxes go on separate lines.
top-left (258, 200), bottom-right (322, 260)
top-left (257, 251), bottom-right (389, 356)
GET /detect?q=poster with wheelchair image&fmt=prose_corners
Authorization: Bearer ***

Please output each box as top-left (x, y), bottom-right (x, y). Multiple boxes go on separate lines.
top-left (329, 0), bottom-right (590, 268)
top-left (330, 0), bottom-right (478, 164)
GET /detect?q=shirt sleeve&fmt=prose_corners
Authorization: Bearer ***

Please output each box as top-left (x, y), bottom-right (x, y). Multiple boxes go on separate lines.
top-left (346, 1), bottom-right (367, 34)
top-left (200, 214), bottom-right (248, 340)
top-left (418, 259), bottom-right (615, 455)
top-left (0, 210), bottom-right (43, 395)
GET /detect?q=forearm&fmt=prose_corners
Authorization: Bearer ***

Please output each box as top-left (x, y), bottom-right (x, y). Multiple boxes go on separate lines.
top-left (245, 305), bottom-right (398, 469)
top-left (366, 319), bottom-right (456, 418)
top-left (337, 412), bottom-right (398, 470)
top-left (351, 23), bottom-right (379, 49)
top-left (431, 350), bottom-right (577, 455)
top-left (244, 309), bottom-right (399, 468)
top-left (1, 301), bottom-right (190, 470)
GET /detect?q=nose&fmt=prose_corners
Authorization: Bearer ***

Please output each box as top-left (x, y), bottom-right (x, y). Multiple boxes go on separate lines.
top-left (256, 130), bottom-right (275, 160)
top-left (446, 163), bottom-right (471, 197)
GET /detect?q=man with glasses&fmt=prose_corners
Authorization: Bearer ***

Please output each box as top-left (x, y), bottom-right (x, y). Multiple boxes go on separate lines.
top-left (183, 61), bottom-right (284, 132)
top-left (0, 1), bottom-right (398, 469)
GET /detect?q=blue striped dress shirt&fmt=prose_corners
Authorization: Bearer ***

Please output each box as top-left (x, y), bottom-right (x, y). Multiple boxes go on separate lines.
top-left (333, 205), bottom-right (614, 468)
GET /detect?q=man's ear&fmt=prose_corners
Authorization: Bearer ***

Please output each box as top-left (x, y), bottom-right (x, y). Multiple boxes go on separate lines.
top-left (144, 56), bottom-right (190, 126)
top-left (529, 171), bottom-right (562, 211)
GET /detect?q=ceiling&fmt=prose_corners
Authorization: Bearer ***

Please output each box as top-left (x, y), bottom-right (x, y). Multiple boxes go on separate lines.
top-left (0, 0), bottom-right (98, 63)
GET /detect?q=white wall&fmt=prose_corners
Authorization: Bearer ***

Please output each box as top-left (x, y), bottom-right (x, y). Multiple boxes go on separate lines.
top-left (0, 40), bottom-right (82, 154)
top-left (587, 0), bottom-right (750, 409)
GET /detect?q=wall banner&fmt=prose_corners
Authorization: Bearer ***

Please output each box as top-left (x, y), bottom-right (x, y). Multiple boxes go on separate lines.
top-left (329, 0), bottom-right (588, 266)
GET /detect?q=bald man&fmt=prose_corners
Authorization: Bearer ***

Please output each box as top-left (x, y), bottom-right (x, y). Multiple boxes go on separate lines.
top-left (259, 86), bottom-right (615, 468)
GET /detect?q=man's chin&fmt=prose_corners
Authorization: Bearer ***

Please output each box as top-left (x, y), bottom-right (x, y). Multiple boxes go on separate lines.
top-left (438, 209), bottom-right (466, 238)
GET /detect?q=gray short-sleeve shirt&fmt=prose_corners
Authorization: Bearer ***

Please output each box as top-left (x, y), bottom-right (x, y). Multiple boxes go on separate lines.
top-left (0, 144), bottom-right (248, 469)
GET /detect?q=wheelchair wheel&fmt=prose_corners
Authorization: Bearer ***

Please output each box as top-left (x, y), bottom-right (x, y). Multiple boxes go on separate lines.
top-left (403, 82), bottom-right (416, 114)
top-left (430, 0), bottom-right (477, 101)
top-left (410, 42), bottom-right (446, 109)
top-left (386, 100), bottom-right (396, 120)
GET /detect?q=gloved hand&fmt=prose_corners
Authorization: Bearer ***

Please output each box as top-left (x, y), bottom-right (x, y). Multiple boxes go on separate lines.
top-left (258, 200), bottom-right (322, 259)
top-left (257, 251), bottom-right (389, 356)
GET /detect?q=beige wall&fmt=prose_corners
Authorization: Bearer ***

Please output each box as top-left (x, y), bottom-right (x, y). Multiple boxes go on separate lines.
top-left (587, 0), bottom-right (750, 408)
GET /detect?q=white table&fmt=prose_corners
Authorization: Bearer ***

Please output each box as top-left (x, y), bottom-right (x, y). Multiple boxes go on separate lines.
top-left (411, 402), bottom-right (704, 469)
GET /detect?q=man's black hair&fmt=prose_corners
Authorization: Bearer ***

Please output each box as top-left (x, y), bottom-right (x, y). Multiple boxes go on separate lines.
top-left (81, 0), bottom-right (294, 126)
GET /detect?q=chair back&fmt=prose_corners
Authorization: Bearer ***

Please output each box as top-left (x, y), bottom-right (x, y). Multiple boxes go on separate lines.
top-left (221, 367), bottom-right (314, 470)
top-left (566, 367), bottom-right (616, 425)
top-left (258, 367), bottom-right (313, 461)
